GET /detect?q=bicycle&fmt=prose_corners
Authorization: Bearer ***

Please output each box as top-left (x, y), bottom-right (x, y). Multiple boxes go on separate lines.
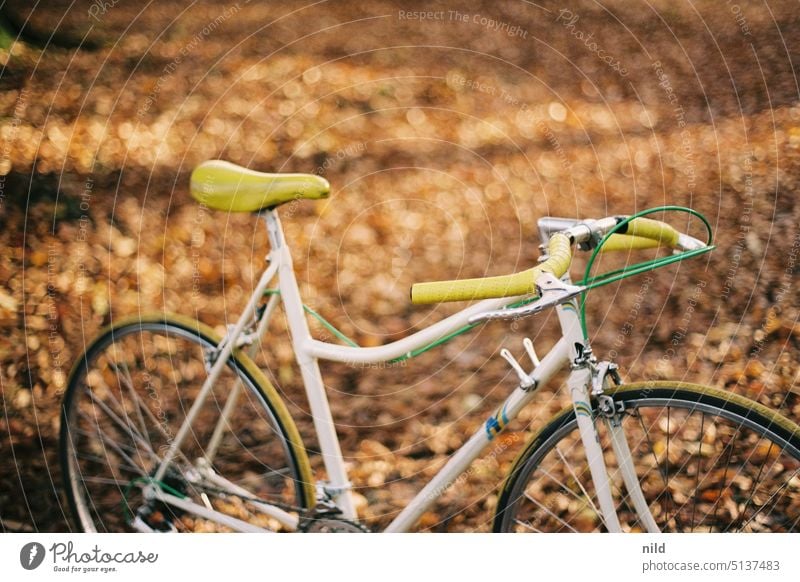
top-left (60, 159), bottom-right (800, 533)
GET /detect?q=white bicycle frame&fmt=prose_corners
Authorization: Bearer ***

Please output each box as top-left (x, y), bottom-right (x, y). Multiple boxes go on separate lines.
top-left (150, 209), bottom-right (659, 533)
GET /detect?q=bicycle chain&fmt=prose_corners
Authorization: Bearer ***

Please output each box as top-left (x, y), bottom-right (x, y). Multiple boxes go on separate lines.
top-left (189, 480), bottom-right (371, 532)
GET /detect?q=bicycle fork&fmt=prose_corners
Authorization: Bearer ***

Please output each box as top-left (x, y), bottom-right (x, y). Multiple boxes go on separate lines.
top-left (557, 302), bottom-right (659, 533)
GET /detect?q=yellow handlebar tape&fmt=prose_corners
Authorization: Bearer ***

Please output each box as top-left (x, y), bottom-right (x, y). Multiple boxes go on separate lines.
top-left (410, 233), bottom-right (572, 304)
top-left (409, 217), bottom-right (679, 304)
top-left (624, 217), bottom-right (680, 248)
top-left (599, 234), bottom-right (661, 253)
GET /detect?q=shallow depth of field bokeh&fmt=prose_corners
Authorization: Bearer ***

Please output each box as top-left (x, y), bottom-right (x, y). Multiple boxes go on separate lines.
top-left (1, 0), bottom-right (800, 532)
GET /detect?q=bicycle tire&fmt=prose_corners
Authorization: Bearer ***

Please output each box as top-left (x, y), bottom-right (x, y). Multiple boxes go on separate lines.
top-left (494, 382), bottom-right (800, 532)
top-left (60, 313), bottom-right (315, 532)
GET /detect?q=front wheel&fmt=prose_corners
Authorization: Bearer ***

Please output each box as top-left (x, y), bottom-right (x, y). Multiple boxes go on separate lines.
top-left (60, 313), bottom-right (315, 532)
top-left (494, 382), bottom-right (800, 532)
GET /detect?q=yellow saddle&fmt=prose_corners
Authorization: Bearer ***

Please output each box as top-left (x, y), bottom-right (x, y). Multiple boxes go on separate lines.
top-left (190, 160), bottom-right (330, 212)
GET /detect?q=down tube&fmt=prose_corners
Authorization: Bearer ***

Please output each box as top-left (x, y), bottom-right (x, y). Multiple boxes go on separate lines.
top-left (385, 337), bottom-right (569, 532)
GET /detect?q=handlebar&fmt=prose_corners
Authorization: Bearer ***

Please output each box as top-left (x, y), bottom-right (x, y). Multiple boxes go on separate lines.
top-left (410, 233), bottom-right (572, 304)
top-left (410, 214), bottom-right (708, 305)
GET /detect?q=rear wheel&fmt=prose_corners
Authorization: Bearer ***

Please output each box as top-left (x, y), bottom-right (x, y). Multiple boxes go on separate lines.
top-left (60, 314), bottom-right (315, 532)
top-left (494, 382), bottom-right (800, 532)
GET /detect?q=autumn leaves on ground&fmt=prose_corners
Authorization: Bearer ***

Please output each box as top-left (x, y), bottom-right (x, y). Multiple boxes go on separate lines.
top-left (1, 1), bottom-right (800, 532)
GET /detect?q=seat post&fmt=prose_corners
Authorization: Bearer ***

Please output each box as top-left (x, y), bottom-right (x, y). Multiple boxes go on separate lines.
top-left (262, 208), bottom-right (284, 250)
top-left (260, 207), bottom-right (356, 517)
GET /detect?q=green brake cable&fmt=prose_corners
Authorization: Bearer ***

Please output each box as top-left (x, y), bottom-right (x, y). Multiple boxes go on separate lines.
top-left (264, 205), bottom-right (713, 362)
top-left (388, 295), bottom-right (540, 362)
top-left (265, 289), bottom-right (539, 360)
top-left (264, 289), bottom-right (359, 347)
top-left (577, 205), bottom-right (715, 339)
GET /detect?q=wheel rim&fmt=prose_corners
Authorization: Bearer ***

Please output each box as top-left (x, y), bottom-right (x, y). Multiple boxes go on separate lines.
top-left (500, 394), bottom-right (800, 533)
top-left (62, 323), bottom-right (305, 532)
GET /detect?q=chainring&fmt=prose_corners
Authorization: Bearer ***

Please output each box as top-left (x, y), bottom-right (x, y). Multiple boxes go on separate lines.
top-left (300, 516), bottom-right (370, 533)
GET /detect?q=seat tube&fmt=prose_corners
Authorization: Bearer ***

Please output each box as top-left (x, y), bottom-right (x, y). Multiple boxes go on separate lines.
top-left (556, 300), bottom-right (622, 532)
top-left (264, 211), bottom-right (356, 518)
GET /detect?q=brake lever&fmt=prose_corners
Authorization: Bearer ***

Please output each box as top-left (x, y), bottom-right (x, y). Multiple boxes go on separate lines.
top-left (468, 273), bottom-right (586, 324)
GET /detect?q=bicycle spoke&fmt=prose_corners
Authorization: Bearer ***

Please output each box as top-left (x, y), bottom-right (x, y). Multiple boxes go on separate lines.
top-left (636, 411), bottom-right (669, 488)
top-left (708, 426), bottom-right (739, 529)
top-left (86, 388), bottom-right (159, 463)
top-left (110, 359), bottom-right (153, 454)
top-left (745, 441), bottom-right (796, 529)
top-left (514, 518), bottom-right (543, 533)
top-left (76, 411), bottom-right (148, 477)
top-left (537, 465), bottom-right (601, 526)
top-left (728, 438), bottom-right (773, 532)
top-left (232, 466), bottom-right (292, 488)
top-left (552, 445), bottom-right (605, 525)
top-left (73, 426), bottom-right (142, 456)
top-left (92, 358), bottom-right (205, 471)
top-left (76, 452), bottom-right (141, 475)
top-left (739, 465), bottom-right (800, 531)
top-left (80, 476), bottom-right (133, 486)
top-left (86, 371), bottom-right (166, 456)
top-left (123, 390), bottom-right (195, 468)
top-left (523, 492), bottom-right (579, 533)
top-left (499, 385), bottom-right (800, 533)
top-left (63, 322), bottom-right (307, 532)
top-left (665, 407), bottom-right (671, 525)
top-left (690, 413), bottom-right (705, 532)
top-left (633, 408), bottom-right (672, 524)
top-left (789, 503), bottom-right (800, 531)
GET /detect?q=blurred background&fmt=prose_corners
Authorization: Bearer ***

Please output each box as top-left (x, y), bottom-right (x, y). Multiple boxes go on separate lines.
top-left (1, 0), bottom-right (799, 532)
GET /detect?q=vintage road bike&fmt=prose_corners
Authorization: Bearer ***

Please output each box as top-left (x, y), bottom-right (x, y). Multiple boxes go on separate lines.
top-left (61, 160), bottom-right (800, 533)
